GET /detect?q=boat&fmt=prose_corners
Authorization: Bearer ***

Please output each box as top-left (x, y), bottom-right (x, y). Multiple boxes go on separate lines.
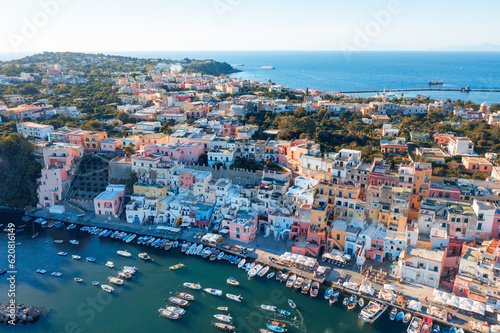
top-left (167, 306), bottom-right (186, 316)
top-left (138, 252), bottom-right (150, 261)
top-left (294, 276), bottom-right (303, 290)
top-left (248, 264), bottom-right (263, 278)
top-left (396, 311), bottom-right (404, 321)
top-left (51, 272), bottom-right (62, 277)
top-left (117, 250), bottom-right (131, 258)
top-left (428, 81), bottom-right (443, 85)
top-left (343, 297), bottom-right (349, 306)
top-left (217, 307), bottom-right (229, 312)
top-left (169, 296), bottom-right (189, 307)
top-left (204, 288), bottom-right (223, 296)
top-left (57, 251), bottom-right (67, 256)
top-left (441, 329), bottom-right (450, 333)
top-left (158, 308), bottom-right (181, 320)
top-left (177, 291), bottom-right (195, 301)
top-left (261, 304), bottom-right (276, 312)
top-left (0, 268), bottom-right (6, 275)
top-left (329, 291), bottom-right (339, 305)
top-left (180, 242), bottom-right (190, 253)
top-left (214, 314), bottom-right (233, 323)
top-left (105, 261), bottom-right (114, 268)
top-left (280, 272), bottom-right (289, 283)
top-left (169, 263), bottom-right (185, 270)
top-left (36, 269), bottom-right (47, 274)
top-left (359, 298), bottom-right (365, 307)
top-left (257, 266), bottom-right (270, 278)
top-left (53, 240), bottom-right (63, 243)
top-left (72, 255), bottom-right (81, 260)
top-left (117, 271), bottom-right (133, 279)
top-left (269, 320), bottom-right (286, 328)
top-left (301, 278), bottom-right (311, 294)
top-left (358, 300), bottom-right (388, 324)
top-left (310, 281), bottom-right (319, 297)
top-left (92, 281), bottom-right (99, 286)
top-left (108, 277), bottom-right (124, 285)
top-left (226, 294), bottom-right (243, 302)
top-left (101, 285), bottom-right (114, 293)
top-left (31, 232), bottom-right (39, 239)
top-left (408, 317), bottom-right (423, 333)
top-left (432, 325), bottom-right (440, 333)
top-left (183, 282), bottom-right (202, 290)
top-left (288, 299), bottom-right (296, 309)
top-left (403, 313), bottom-right (412, 324)
top-left (277, 309), bottom-right (291, 316)
top-left (324, 287), bottom-right (334, 299)
top-left (390, 308), bottom-right (397, 320)
top-left (421, 316), bottom-right (432, 333)
top-left (347, 294), bottom-right (357, 310)
top-left (266, 323), bottom-right (285, 332)
top-left (69, 240), bottom-right (79, 245)
top-left (211, 321), bottom-right (237, 332)
top-left (86, 257), bottom-right (96, 262)
top-left (237, 258), bottom-right (246, 268)
top-left (261, 65), bottom-right (275, 70)
top-left (227, 277), bottom-right (240, 286)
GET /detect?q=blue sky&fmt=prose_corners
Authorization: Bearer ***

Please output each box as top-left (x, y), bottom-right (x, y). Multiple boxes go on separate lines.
top-left (0, 0), bottom-right (498, 53)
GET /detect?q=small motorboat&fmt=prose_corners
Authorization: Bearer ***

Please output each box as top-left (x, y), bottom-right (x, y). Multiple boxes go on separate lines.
top-left (53, 240), bottom-right (63, 243)
top-left (396, 311), bottom-right (404, 321)
top-left (277, 309), bottom-right (291, 316)
top-left (169, 263), bottom-right (185, 270)
top-left (288, 299), bottom-right (296, 309)
top-left (324, 287), bottom-right (334, 299)
top-left (269, 320), bottom-right (286, 328)
top-left (108, 277), bottom-right (124, 285)
top-left (432, 325), bottom-right (440, 333)
top-left (69, 240), bottom-right (79, 245)
top-left (167, 306), bottom-right (185, 316)
top-left (72, 255), bottom-right (81, 260)
top-left (86, 257), bottom-right (96, 262)
top-left (51, 272), bottom-right (62, 277)
top-left (138, 252), bottom-right (151, 261)
top-left (74, 277), bottom-right (83, 283)
top-left (310, 281), bottom-right (319, 297)
top-left (227, 277), bottom-right (239, 286)
top-left (267, 272), bottom-right (275, 279)
top-left (403, 312), bottom-right (412, 324)
top-left (183, 282), bottom-right (201, 290)
top-left (237, 258), bottom-right (246, 268)
top-left (101, 284), bottom-right (114, 293)
top-left (217, 306), bottom-right (229, 312)
top-left (36, 269), bottom-right (47, 274)
top-left (214, 314), bottom-right (233, 323)
top-left (408, 316), bottom-right (422, 333)
top-left (204, 288), bottom-right (223, 296)
top-left (266, 323), bottom-right (285, 333)
top-left (92, 281), bottom-right (100, 286)
top-left (105, 261), bottom-right (114, 268)
top-left (347, 294), bottom-right (357, 310)
top-left (211, 321), bottom-right (236, 332)
top-left (261, 304), bottom-right (276, 312)
top-left (390, 308), bottom-right (397, 320)
top-left (343, 297), bottom-right (349, 306)
top-left (117, 250), bottom-right (131, 258)
top-left (169, 296), bottom-right (189, 307)
top-left (359, 298), bottom-right (364, 307)
top-left (158, 308), bottom-right (181, 320)
top-left (177, 291), bottom-right (195, 301)
top-left (57, 251), bottom-right (67, 256)
top-left (226, 294), bottom-right (243, 302)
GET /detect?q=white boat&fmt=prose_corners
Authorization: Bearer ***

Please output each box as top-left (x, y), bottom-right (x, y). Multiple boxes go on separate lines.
top-left (108, 277), bottom-right (124, 285)
top-left (36, 269), bottom-right (47, 274)
top-left (72, 255), bottom-right (81, 260)
top-left (181, 242), bottom-right (191, 253)
top-left (257, 266), bottom-right (270, 278)
top-left (358, 301), bottom-right (388, 324)
top-left (101, 284), bottom-right (114, 293)
top-left (57, 251), bottom-right (67, 256)
top-left (74, 277), bottom-right (83, 283)
top-left (261, 65), bottom-right (275, 69)
top-left (248, 264), bottom-right (263, 278)
top-left (261, 304), bottom-right (276, 312)
top-left (158, 308), bottom-right (181, 320)
top-left (183, 282), bottom-right (202, 290)
top-left (204, 288), bottom-right (223, 296)
top-left (138, 252), bottom-right (150, 261)
top-left (237, 258), bottom-right (246, 268)
top-left (407, 317), bottom-right (422, 333)
top-left (227, 277), bottom-right (239, 286)
top-left (187, 243), bottom-right (197, 254)
top-left (166, 306), bottom-right (186, 316)
top-left (117, 250), bottom-right (131, 258)
top-left (194, 244), bottom-right (204, 255)
top-left (51, 272), bottom-right (62, 277)
top-left (105, 261), bottom-right (114, 268)
top-left (53, 240), bottom-right (63, 244)
top-left (69, 240), bottom-right (79, 245)
top-left (217, 252), bottom-right (225, 260)
top-left (214, 314), bottom-right (233, 323)
top-left (226, 294), bottom-right (243, 302)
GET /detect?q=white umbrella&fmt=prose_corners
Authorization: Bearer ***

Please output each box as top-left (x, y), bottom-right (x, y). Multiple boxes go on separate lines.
top-left (433, 289), bottom-right (443, 297)
top-left (447, 295), bottom-right (460, 308)
top-left (384, 284), bottom-right (396, 291)
top-left (434, 294), bottom-right (446, 304)
top-left (458, 298), bottom-right (474, 311)
top-left (471, 302), bottom-right (486, 315)
top-left (486, 304), bottom-right (495, 313)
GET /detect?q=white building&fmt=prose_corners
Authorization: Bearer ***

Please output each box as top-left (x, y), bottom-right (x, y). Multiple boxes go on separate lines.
top-left (208, 148), bottom-right (235, 168)
top-left (472, 199), bottom-right (495, 239)
top-left (16, 122), bottom-right (54, 139)
top-left (447, 137), bottom-right (476, 156)
top-left (397, 246), bottom-right (445, 288)
top-left (136, 121), bottom-right (161, 133)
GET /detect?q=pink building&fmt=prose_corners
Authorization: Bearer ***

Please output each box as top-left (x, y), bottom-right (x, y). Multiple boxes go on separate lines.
top-left (94, 185), bottom-right (126, 216)
top-left (187, 106), bottom-right (209, 119)
top-left (154, 142), bottom-right (204, 163)
top-left (492, 207), bottom-right (500, 239)
top-left (429, 181), bottom-right (461, 200)
top-left (365, 238), bottom-right (385, 261)
top-left (100, 138), bottom-right (122, 153)
top-left (229, 210), bottom-right (258, 243)
top-left (179, 170), bottom-right (196, 193)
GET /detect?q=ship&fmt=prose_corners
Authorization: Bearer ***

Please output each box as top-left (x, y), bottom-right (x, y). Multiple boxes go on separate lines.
top-left (428, 81), bottom-right (443, 85)
top-left (261, 65), bottom-right (275, 70)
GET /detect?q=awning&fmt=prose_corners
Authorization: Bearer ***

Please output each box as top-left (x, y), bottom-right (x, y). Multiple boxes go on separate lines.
top-left (407, 300), bottom-right (422, 311)
top-left (446, 295), bottom-right (460, 308)
top-left (359, 284), bottom-right (375, 296)
top-left (471, 301), bottom-right (486, 315)
top-left (384, 284), bottom-right (396, 291)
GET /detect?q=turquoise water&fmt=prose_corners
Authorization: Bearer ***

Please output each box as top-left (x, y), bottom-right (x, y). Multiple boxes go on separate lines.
top-left (0, 211), bottom-right (406, 332)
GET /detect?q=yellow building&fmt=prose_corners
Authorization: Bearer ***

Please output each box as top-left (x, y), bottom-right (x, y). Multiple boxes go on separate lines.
top-left (133, 183), bottom-right (168, 198)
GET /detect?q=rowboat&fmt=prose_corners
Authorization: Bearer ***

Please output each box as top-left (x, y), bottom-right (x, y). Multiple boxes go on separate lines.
top-left (266, 323), bottom-right (285, 332)
top-left (177, 291), bottom-right (195, 301)
top-left (324, 287), bottom-right (334, 299)
top-left (286, 274), bottom-right (296, 288)
top-left (237, 258), bottom-right (246, 268)
top-left (211, 321), bottom-right (236, 331)
top-left (183, 282), bottom-right (202, 290)
top-left (294, 276), bottom-right (303, 289)
top-left (408, 316), bottom-right (423, 333)
top-left (101, 284), bottom-right (114, 293)
top-left (217, 306), bottom-right (229, 312)
top-left (301, 278), bottom-right (311, 294)
top-left (166, 306), bottom-right (186, 316)
top-left (288, 299), bottom-right (296, 309)
top-left (359, 298), bottom-right (364, 307)
top-left (329, 290), bottom-right (339, 305)
top-left (108, 277), bottom-right (124, 285)
top-left (403, 312), bottom-right (412, 324)
top-left (74, 277), bottom-right (83, 283)
top-left (169, 296), bottom-right (189, 307)
top-left (169, 263), bottom-right (185, 270)
top-left (158, 308), bottom-right (181, 320)
top-left (277, 309), bottom-right (291, 316)
top-left (310, 281), bottom-right (319, 297)
top-left (358, 300), bottom-right (388, 324)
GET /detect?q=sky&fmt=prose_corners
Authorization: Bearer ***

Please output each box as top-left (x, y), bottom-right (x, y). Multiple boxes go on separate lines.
top-left (0, 0), bottom-right (499, 54)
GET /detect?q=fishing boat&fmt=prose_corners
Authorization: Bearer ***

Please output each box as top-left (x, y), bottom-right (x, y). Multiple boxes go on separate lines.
top-left (277, 309), bottom-right (291, 316)
top-left (227, 277), bottom-right (239, 286)
top-left (117, 250), bottom-right (131, 258)
top-left (211, 321), bottom-right (237, 332)
top-left (330, 290), bottom-right (340, 305)
top-left (358, 300), bottom-right (388, 324)
top-left (158, 308), bottom-right (181, 320)
top-left (347, 294), bottom-right (357, 310)
top-left (421, 316), bottom-right (432, 333)
top-left (138, 252), bottom-right (150, 261)
top-left (117, 271), bottom-right (133, 279)
top-left (432, 325), bottom-right (440, 333)
top-left (92, 281), bottom-right (99, 286)
top-left (217, 307), bottom-right (229, 312)
top-left (204, 288), bottom-right (223, 296)
top-left (169, 296), bottom-right (189, 307)
top-left (294, 276), bottom-right (303, 290)
top-left (101, 284), bottom-right (114, 293)
top-left (108, 277), bottom-right (124, 285)
top-left (301, 278), bottom-right (312, 294)
top-left (237, 258), bottom-right (246, 268)
top-left (408, 317), bottom-right (423, 333)
top-left (288, 299), bottom-right (296, 309)
top-left (226, 293), bottom-right (243, 302)
top-left (86, 257), bottom-right (96, 262)
top-left (165, 306), bottom-right (185, 316)
top-left (390, 308), bottom-right (397, 320)
top-left (396, 311), bottom-right (404, 321)
top-left (57, 251), bottom-right (67, 256)
top-left (177, 291), bottom-right (195, 301)
top-left (72, 255), bottom-right (81, 260)
top-left (105, 261), bottom-right (114, 268)
top-left (267, 271), bottom-right (275, 279)
top-left (169, 263), bottom-right (184, 270)
top-left (266, 323), bottom-right (285, 332)
top-left (36, 269), bottom-right (47, 274)
top-left (261, 304), bottom-right (277, 312)
top-left (69, 240), bottom-right (79, 245)
top-left (324, 287), bottom-right (334, 299)
top-left (214, 314), bottom-right (233, 323)
top-left (310, 281), bottom-right (319, 297)
top-left (51, 272), bottom-right (62, 277)
top-left (280, 272), bottom-right (289, 283)
top-left (269, 320), bottom-right (286, 328)
top-left (53, 240), bottom-right (63, 243)
top-left (359, 298), bottom-right (365, 307)
top-left (183, 282), bottom-right (201, 290)
top-left (403, 313), bottom-right (412, 324)
top-left (74, 277), bottom-right (83, 283)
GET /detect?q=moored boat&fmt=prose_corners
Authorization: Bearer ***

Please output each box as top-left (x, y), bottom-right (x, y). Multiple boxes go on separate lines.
top-left (226, 293), bottom-right (243, 302)
top-left (358, 300), bottom-right (387, 324)
top-left (72, 255), bottom-right (81, 260)
top-left (403, 313), bottom-right (412, 324)
top-left (204, 288), bottom-right (223, 296)
top-left (177, 291), bottom-right (195, 301)
top-left (211, 321), bottom-right (236, 332)
top-left (390, 307), bottom-right (397, 320)
top-left (74, 277), bottom-right (83, 283)
top-left (227, 277), bottom-right (239, 286)
top-left (214, 314), bottom-right (233, 323)
top-left (330, 290), bottom-right (340, 305)
top-left (92, 281), bottom-right (99, 286)
top-left (86, 257), bottom-right (96, 262)
top-left (169, 263), bottom-right (184, 270)
top-left (396, 311), bottom-right (404, 321)
top-left (105, 261), bottom-right (114, 268)
top-left (359, 298), bottom-right (365, 307)
top-left (310, 281), bottom-right (319, 297)
top-left (36, 269), bottom-right (47, 274)
top-left (108, 277), bottom-right (124, 285)
top-left (101, 284), bottom-right (114, 293)
top-left (169, 296), bottom-right (189, 307)
top-left (158, 308), bottom-right (181, 320)
top-left (347, 294), bottom-right (357, 310)
top-left (266, 323), bottom-right (285, 332)
top-left (57, 251), bottom-right (67, 256)
top-left (138, 252), bottom-right (150, 261)
top-left (277, 309), bottom-right (291, 316)
top-left (408, 316), bottom-right (423, 333)
top-left (237, 258), bottom-right (246, 268)
top-left (288, 299), bottom-right (296, 309)
top-left (183, 282), bottom-right (201, 290)
top-left (301, 278), bottom-right (311, 294)
top-left (117, 250), bottom-right (131, 258)
top-left (324, 287), bottom-right (334, 299)
top-left (217, 306), bottom-right (229, 312)
top-left (261, 304), bottom-right (276, 312)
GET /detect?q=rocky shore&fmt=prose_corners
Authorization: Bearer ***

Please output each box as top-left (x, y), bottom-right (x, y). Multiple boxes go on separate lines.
top-left (0, 304), bottom-right (41, 325)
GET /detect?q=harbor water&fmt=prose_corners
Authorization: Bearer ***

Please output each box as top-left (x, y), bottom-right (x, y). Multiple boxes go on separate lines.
top-left (1, 211), bottom-right (408, 333)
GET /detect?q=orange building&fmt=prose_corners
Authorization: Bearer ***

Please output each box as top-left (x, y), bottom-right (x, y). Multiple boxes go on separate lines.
top-left (66, 130), bottom-right (108, 150)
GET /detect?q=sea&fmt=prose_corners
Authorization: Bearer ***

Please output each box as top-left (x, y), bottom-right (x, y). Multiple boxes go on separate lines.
top-left (0, 210), bottom-right (406, 333)
top-left (2, 50), bottom-right (500, 104)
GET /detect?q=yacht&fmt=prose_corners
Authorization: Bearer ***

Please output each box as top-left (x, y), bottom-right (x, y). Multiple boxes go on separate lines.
top-left (358, 301), bottom-right (388, 324)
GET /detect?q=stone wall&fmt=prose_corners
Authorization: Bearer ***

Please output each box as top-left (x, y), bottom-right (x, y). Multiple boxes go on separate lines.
top-left (181, 163), bottom-right (263, 186)
top-left (109, 156), bottom-right (132, 181)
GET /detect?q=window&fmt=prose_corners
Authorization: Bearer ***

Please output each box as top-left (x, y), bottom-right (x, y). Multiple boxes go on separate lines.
top-left (478, 223), bottom-right (482, 230)
top-left (336, 234), bottom-right (340, 240)
top-left (464, 218), bottom-right (468, 223)
top-left (451, 217), bottom-right (455, 222)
